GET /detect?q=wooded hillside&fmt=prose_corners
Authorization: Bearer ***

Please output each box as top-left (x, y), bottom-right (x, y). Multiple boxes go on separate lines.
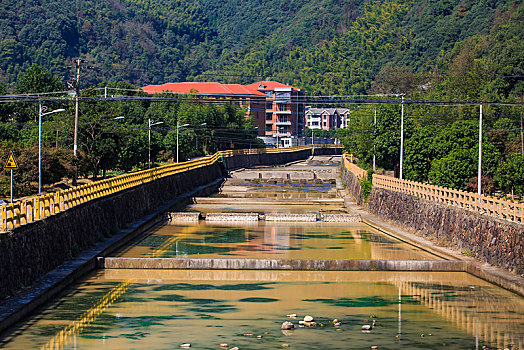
top-left (1, 0), bottom-right (521, 97)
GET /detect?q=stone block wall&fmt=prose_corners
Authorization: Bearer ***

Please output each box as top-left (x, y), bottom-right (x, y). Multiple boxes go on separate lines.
top-left (0, 163), bottom-right (226, 299)
top-left (369, 187), bottom-right (524, 274)
top-left (341, 167), bottom-right (364, 206)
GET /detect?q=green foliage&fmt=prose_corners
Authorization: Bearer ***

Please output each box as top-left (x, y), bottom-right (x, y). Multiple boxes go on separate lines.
top-left (428, 148), bottom-right (477, 190)
top-left (495, 153), bottom-right (524, 196)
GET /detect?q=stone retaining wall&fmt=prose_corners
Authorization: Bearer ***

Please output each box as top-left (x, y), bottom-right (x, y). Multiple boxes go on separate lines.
top-left (341, 167), bottom-right (364, 206)
top-left (0, 163), bottom-right (225, 300)
top-left (369, 187), bottom-right (524, 275)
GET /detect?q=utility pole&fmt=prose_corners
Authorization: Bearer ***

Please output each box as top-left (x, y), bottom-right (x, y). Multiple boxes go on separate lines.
top-left (478, 104), bottom-right (483, 199)
top-left (69, 58), bottom-right (91, 186)
top-left (373, 107), bottom-right (377, 172)
top-left (399, 95), bottom-right (405, 179)
top-left (520, 108), bottom-right (524, 154)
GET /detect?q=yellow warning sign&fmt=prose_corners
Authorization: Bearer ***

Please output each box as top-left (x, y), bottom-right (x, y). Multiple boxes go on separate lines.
top-left (4, 153), bottom-right (18, 169)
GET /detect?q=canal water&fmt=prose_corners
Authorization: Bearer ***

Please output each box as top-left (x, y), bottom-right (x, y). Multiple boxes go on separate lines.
top-left (1, 270), bottom-right (522, 349)
top-left (1, 157), bottom-right (523, 349)
top-left (115, 222), bottom-right (439, 260)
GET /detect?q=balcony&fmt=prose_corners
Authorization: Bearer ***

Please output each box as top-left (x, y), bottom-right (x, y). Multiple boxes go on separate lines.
top-left (275, 120), bottom-right (292, 125)
top-left (275, 110), bottom-right (291, 114)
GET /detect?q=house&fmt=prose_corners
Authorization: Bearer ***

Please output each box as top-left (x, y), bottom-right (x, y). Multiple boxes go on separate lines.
top-left (305, 108), bottom-right (350, 131)
top-left (142, 81), bottom-right (306, 140)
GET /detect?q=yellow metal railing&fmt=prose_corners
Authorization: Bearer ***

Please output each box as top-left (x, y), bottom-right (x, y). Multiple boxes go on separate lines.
top-left (373, 174), bottom-right (524, 224)
top-left (342, 153), bottom-right (368, 180)
top-left (2, 145), bottom-right (340, 232)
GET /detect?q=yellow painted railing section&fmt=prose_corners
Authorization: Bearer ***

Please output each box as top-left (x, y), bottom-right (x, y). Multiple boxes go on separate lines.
top-left (342, 153), bottom-right (368, 180)
top-left (341, 153), bottom-right (523, 224)
top-left (1, 145), bottom-right (337, 232)
top-left (373, 174), bottom-right (524, 224)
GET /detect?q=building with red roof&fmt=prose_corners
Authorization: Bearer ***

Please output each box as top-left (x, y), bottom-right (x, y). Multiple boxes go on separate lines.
top-left (246, 81), bottom-right (306, 141)
top-left (142, 81), bottom-right (305, 140)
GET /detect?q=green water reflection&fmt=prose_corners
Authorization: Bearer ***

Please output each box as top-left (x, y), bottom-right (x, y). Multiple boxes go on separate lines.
top-left (2, 270), bottom-right (522, 349)
top-left (115, 222), bottom-right (439, 260)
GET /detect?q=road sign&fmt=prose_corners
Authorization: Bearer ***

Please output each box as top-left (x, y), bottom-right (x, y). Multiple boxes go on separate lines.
top-left (4, 153), bottom-right (18, 169)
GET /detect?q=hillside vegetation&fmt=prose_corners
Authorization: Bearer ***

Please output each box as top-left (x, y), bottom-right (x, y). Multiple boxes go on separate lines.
top-left (0, 0), bottom-right (523, 198)
top-left (1, 0), bottom-right (521, 97)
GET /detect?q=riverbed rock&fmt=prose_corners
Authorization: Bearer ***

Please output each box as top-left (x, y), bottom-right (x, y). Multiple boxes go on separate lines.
top-left (304, 315), bottom-right (314, 322)
top-left (281, 321), bottom-right (294, 330)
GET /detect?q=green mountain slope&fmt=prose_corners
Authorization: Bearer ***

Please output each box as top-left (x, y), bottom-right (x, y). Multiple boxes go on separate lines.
top-left (0, 0), bottom-right (521, 97)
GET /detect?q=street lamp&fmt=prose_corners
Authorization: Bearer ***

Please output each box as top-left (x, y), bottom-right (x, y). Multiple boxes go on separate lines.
top-left (148, 118), bottom-right (164, 169)
top-left (195, 123), bottom-right (207, 150)
top-left (177, 122), bottom-right (190, 163)
top-left (39, 104), bottom-right (65, 196)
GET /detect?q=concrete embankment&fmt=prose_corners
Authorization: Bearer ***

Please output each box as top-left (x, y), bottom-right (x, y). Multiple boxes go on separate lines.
top-left (99, 257), bottom-right (465, 271)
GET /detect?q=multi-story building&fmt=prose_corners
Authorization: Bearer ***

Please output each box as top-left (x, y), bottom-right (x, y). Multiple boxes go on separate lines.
top-left (305, 107), bottom-right (350, 131)
top-left (142, 82), bottom-right (267, 135)
top-left (142, 81), bottom-right (306, 141)
top-left (245, 81), bottom-right (306, 139)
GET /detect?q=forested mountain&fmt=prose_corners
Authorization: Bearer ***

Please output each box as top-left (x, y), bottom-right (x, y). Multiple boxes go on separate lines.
top-left (1, 0), bottom-right (522, 97)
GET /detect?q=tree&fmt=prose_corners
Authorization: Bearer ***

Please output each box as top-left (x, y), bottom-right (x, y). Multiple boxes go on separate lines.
top-left (404, 125), bottom-right (438, 182)
top-left (428, 148), bottom-right (477, 190)
top-left (494, 153), bottom-right (524, 196)
top-left (15, 64), bottom-right (64, 94)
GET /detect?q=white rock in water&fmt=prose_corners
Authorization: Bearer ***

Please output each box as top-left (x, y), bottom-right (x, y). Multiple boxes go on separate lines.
top-left (281, 321), bottom-right (294, 330)
top-left (231, 347), bottom-right (240, 350)
top-left (180, 344), bottom-right (191, 348)
top-left (298, 320), bottom-right (306, 325)
top-left (303, 315), bottom-right (314, 322)
top-left (287, 313), bottom-right (297, 318)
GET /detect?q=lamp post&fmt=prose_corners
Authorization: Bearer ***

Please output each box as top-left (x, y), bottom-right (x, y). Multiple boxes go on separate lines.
top-left (195, 122), bottom-right (207, 151)
top-left (177, 122), bottom-right (189, 163)
top-left (148, 119), bottom-right (164, 169)
top-left (39, 104), bottom-right (65, 196)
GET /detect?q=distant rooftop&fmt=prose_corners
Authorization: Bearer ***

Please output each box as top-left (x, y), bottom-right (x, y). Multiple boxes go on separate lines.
top-left (142, 82), bottom-right (266, 96)
top-left (246, 81), bottom-right (301, 92)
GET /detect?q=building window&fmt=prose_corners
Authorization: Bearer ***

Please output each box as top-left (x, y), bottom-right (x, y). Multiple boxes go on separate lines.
top-left (275, 91), bottom-right (290, 100)
top-left (265, 125), bottom-right (272, 131)
top-left (266, 102), bottom-right (272, 110)
top-left (277, 103), bottom-right (289, 112)
top-left (266, 113), bottom-right (273, 121)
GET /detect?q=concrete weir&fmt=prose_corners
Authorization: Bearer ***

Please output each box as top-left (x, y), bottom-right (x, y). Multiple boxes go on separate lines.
top-left (205, 212), bottom-right (259, 222)
top-left (166, 212), bottom-right (362, 223)
top-left (98, 257), bottom-right (466, 272)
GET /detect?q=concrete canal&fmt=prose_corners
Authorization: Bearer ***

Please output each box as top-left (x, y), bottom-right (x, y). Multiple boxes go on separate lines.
top-left (1, 156), bottom-right (523, 349)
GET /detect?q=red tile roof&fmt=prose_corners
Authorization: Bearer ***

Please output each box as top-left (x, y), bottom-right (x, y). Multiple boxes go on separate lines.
top-left (142, 82), bottom-right (266, 96)
top-left (245, 81), bottom-right (301, 92)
